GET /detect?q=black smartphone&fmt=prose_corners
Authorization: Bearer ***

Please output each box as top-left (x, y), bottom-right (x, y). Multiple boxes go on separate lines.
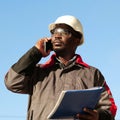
top-left (44, 40), bottom-right (53, 52)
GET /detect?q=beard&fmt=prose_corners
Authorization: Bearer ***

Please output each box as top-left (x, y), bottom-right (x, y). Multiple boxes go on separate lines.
top-left (53, 46), bottom-right (66, 54)
top-left (53, 45), bottom-right (72, 57)
top-left (52, 39), bottom-right (65, 52)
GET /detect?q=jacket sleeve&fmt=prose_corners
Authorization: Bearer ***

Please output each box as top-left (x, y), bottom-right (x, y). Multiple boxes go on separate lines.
top-left (95, 69), bottom-right (117, 120)
top-left (4, 46), bottom-right (42, 94)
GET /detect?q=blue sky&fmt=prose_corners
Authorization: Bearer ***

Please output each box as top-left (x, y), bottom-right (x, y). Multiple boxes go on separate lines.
top-left (0, 0), bottom-right (120, 120)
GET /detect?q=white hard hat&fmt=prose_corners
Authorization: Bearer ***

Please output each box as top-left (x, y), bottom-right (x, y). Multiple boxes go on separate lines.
top-left (49, 15), bottom-right (84, 45)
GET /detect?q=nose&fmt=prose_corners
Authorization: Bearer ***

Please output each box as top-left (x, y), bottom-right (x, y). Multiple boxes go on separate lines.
top-left (52, 33), bottom-right (62, 39)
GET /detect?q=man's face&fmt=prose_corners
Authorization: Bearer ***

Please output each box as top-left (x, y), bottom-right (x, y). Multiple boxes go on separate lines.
top-left (51, 26), bottom-right (79, 54)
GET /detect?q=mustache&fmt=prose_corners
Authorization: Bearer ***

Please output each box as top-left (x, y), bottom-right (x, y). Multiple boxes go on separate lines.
top-left (52, 38), bottom-right (62, 43)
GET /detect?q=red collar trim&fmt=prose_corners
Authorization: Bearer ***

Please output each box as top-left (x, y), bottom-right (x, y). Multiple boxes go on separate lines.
top-left (40, 54), bottom-right (89, 68)
top-left (75, 54), bottom-right (89, 68)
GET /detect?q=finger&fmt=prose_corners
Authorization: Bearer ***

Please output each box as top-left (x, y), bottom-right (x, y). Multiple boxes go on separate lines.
top-left (44, 37), bottom-right (52, 42)
top-left (83, 108), bottom-right (96, 115)
top-left (76, 113), bottom-right (90, 120)
top-left (84, 108), bottom-right (99, 118)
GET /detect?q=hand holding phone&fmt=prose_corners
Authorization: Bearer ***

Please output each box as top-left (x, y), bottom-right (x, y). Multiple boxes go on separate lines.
top-left (35, 38), bottom-right (53, 57)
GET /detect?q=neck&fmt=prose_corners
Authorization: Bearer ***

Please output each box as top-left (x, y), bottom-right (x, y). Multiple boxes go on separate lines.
top-left (57, 54), bottom-right (75, 65)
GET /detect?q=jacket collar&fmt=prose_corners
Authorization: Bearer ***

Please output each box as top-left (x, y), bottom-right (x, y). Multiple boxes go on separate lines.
top-left (40, 54), bottom-right (89, 68)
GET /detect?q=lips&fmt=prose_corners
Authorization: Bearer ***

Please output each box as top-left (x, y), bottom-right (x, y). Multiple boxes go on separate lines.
top-left (53, 40), bottom-right (62, 46)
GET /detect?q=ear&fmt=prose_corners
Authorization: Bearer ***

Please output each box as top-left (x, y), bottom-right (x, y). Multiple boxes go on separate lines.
top-left (75, 38), bottom-right (80, 46)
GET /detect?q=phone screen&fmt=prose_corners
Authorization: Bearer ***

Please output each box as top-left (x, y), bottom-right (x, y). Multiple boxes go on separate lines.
top-left (44, 40), bottom-right (53, 52)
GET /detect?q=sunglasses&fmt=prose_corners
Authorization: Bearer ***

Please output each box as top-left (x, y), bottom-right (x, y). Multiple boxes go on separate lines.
top-left (51, 28), bottom-right (71, 37)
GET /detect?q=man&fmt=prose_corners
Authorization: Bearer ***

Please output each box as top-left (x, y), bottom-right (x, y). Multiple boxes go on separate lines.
top-left (5, 15), bottom-right (117, 120)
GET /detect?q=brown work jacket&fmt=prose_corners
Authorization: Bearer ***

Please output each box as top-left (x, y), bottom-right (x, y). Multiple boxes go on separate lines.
top-left (5, 47), bottom-right (117, 120)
